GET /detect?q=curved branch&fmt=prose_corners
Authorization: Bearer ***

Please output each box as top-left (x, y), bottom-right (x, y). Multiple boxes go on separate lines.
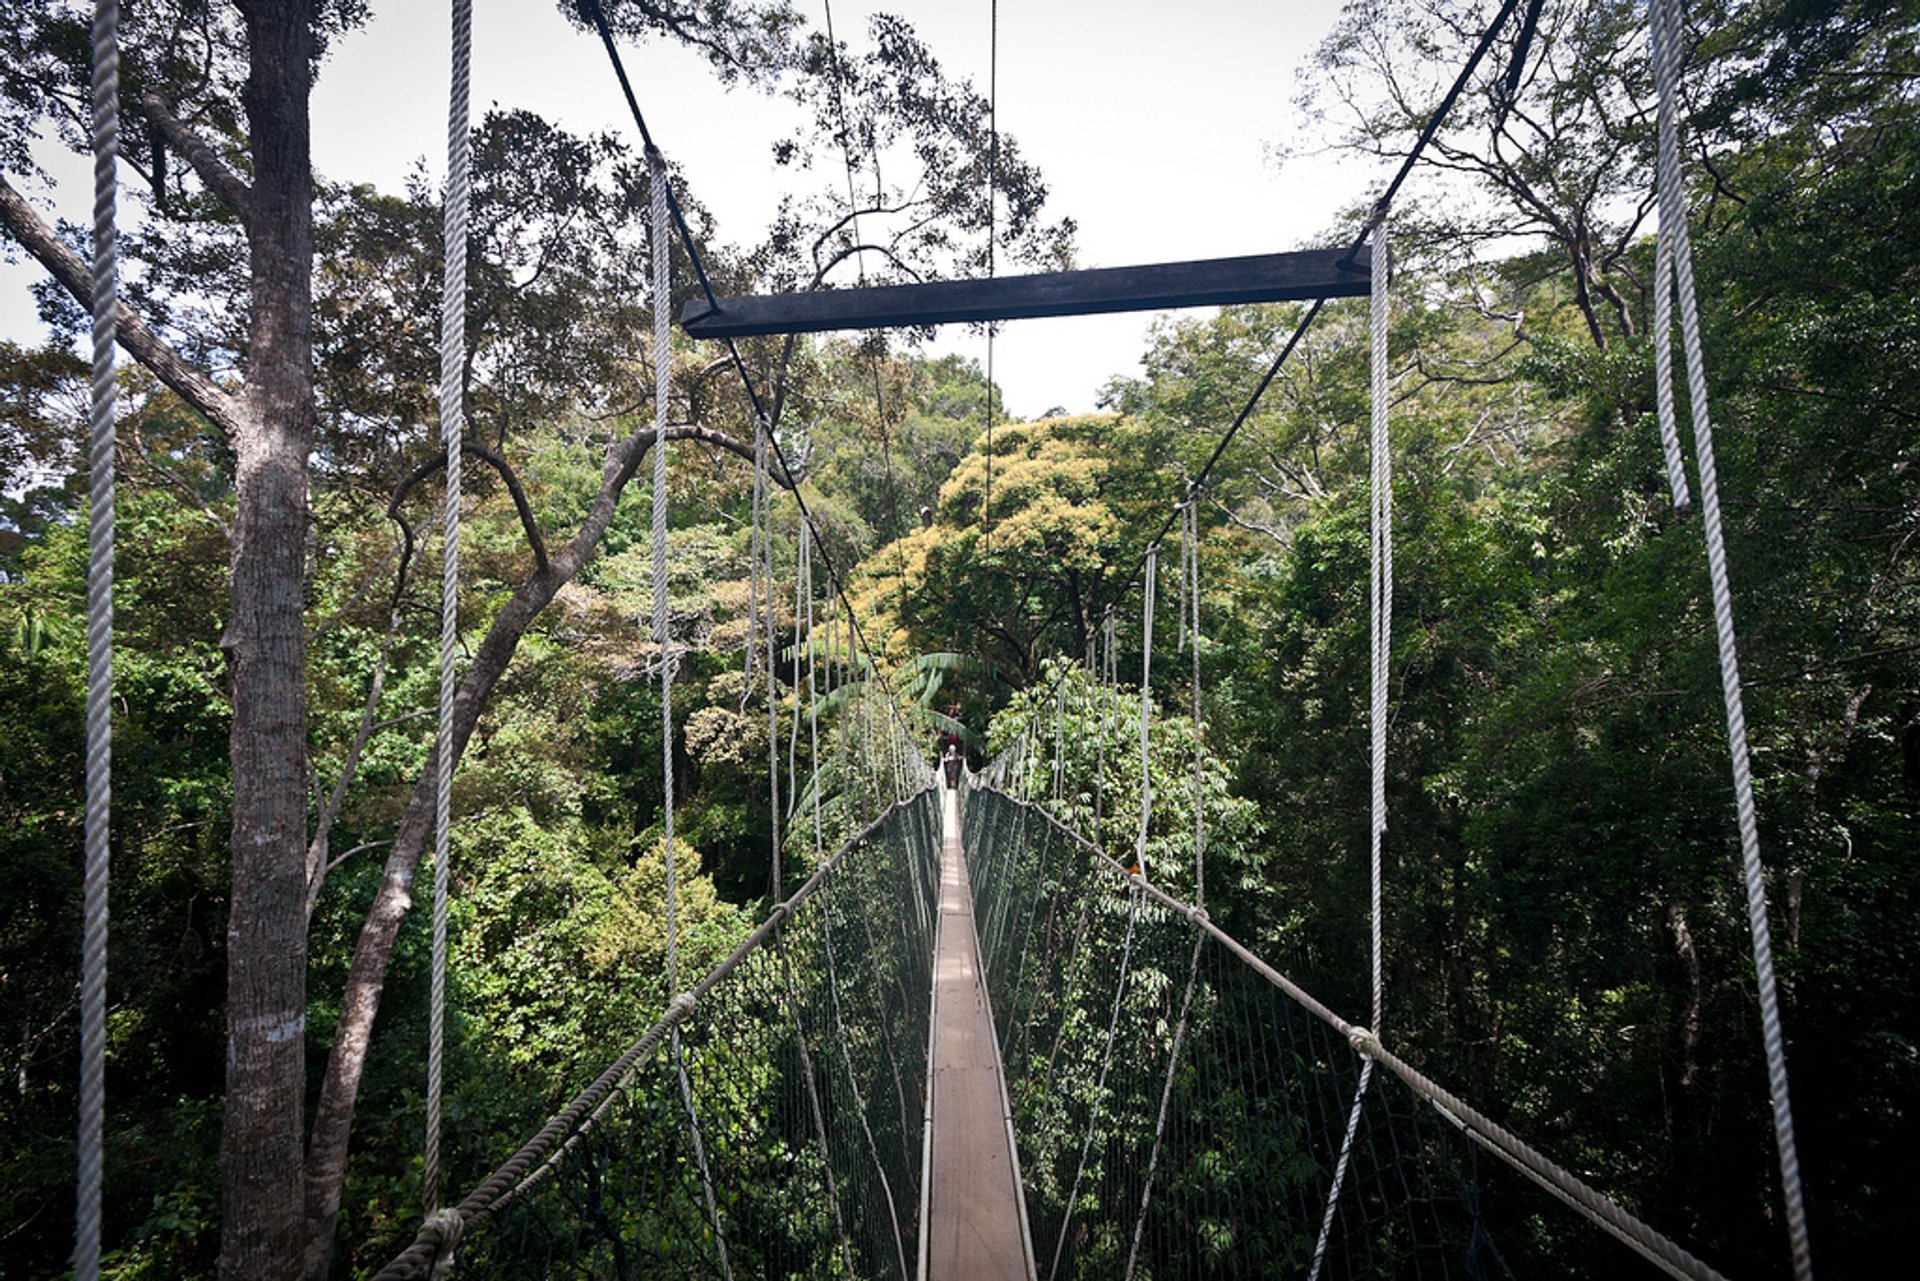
top-left (390, 438), bottom-right (552, 573)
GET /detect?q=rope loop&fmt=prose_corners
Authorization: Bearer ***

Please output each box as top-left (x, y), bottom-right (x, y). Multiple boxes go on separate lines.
top-left (1347, 1025), bottom-right (1380, 1058)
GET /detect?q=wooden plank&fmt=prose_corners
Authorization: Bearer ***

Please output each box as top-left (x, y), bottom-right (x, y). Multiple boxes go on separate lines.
top-left (680, 245), bottom-right (1371, 339)
top-left (923, 787), bottom-right (1036, 1281)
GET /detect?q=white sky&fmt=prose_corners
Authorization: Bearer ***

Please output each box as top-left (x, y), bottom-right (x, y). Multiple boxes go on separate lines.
top-left (3, 0), bottom-right (1367, 419)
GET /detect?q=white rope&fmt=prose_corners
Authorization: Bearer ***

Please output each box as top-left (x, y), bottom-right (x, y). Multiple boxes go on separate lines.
top-left (1651, 217), bottom-right (1693, 511)
top-left (648, 145), bottom-right (679, 997)
top-left (649, 145), bottom-right (734, 1277)
top-left (1650, 4), bottom-right (1811, 1276)
top-left (425, 0), bottom-right (472, 1212)
top-left (1367, 204), bottom-right (1391, 1037)
top-left (806, 528), bottom-right (824, 860)
top-left (1307, 1056), bottom-right (1375, 1281)
top-left (1134, 546), bottom-right (1157, 879)
top-left (788, 524), bottom-right (807, 825)
top-left (75, 4), bottom-right (119, 1275)
top-left (756, 427), bottom-right (782, 899)
top-left (1186, 500), bottom-right (1204, 908)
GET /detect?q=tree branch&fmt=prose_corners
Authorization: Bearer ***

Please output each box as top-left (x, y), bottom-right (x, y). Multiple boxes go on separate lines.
top-left (0, 174), bottom-right (244, 439)
top-left (390, 438), bottom-right (553, 573)
top-left (137, 92), bottom-right (255, 230)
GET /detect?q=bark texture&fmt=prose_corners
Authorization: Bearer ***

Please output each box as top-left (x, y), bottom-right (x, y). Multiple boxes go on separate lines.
top-left (220, 4), bottom-right (317, 1278)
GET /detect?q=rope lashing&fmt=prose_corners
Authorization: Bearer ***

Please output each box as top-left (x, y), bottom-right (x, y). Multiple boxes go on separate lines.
top-left (425, 0), bottom-right (472, 1214)
top-left (1134, 545), bottom-right (1157, 881)
top-left (75, 3), bottom-right (119, 1276)
top-left (1650, 3), bottom-right (1812, 1277)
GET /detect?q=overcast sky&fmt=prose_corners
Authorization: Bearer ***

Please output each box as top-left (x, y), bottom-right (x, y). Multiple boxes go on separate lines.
top-left (4, 0), bottom-right (1368, 419)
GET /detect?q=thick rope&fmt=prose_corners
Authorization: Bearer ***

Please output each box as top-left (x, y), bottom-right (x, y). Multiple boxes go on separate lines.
top-left (424, 0), bottom-right (472, 1215)
top-left (1367, 205), bottom-right (1391, 1037)
top-left (1651, 222), bottom-right (1693, 511)
top-left (75, 4), bottom-right (119, 1276)
top-left (649, 145), bottom-right (679, 996)
top-left (757, 428), bottom-right (783, 898)
top-left (1134, 546), bottom-right (1157, 880)
top-left (647, 143), bottom-right (733, 1275)
top-left (1650, 4), bottom-right (1811, 1276)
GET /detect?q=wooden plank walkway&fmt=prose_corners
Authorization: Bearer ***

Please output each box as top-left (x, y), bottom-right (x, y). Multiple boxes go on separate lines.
top-left (920, 786), bottom-right (1035, 1281)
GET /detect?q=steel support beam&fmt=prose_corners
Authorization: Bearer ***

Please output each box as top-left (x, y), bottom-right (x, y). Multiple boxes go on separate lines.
top-left (680, 245), bottom-right (1371, 339)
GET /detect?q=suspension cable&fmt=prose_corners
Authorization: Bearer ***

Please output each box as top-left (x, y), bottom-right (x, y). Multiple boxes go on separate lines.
top-left (75, 3), bottom-right (119, 1276)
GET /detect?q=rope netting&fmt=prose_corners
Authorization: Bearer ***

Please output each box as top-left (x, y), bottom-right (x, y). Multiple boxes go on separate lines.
top-left (960, 781), bottom-right (1731, 1281)
top-left (375, 786), bottom-right (942, 1280)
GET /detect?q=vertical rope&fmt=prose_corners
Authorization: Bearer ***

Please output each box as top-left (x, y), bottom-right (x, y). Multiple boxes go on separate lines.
top-left (1121, 928), bottom-right (1204, 1280)
top-left (424, 0), bottom-right (472, 1214)
top-left (75, 4), bottom-right (118, 1276)
top-left (1650, 4), bottom-right (1811, 1276)
top-left (650, 144), bottom-right (732, 1277)
top-left (757, 428), bottom-right (783, 899)
top-left (1310, 207), bottom-right (1392, 1275)
top-left (789, 524), bottom-right (807, 826)
top-left (1187, 500), bottom-right (1205, 908)
top-left (980, 0), bottom-right (999, 562)
top-left (1651, 221), bottom-right (1693, 511)
top-left (1368, 204), bottom-right (1391, 1038)
top-left (1134, 547), bottom-right (1157, 880)
top-left (649, 145), bottom-right (678, 996)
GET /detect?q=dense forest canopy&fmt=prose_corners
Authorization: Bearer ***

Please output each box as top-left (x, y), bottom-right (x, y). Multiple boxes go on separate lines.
top-left (2, 0), bottom-right (1916, 1277)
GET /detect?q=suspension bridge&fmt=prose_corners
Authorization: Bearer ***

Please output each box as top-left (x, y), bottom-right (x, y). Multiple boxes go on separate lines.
top-left (59, 0), bottom-right (1816, 1278)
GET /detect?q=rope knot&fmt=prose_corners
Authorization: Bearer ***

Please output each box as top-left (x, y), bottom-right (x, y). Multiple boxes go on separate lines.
top-left (1347, 1025), bottom-right (1380, 1059)
top-left (668, 991), bottom-right (698, 1021)
top-left (1185, 904), bottom-right (1210, 926)
top-left (426, 1207), bottom-right (464, 1278)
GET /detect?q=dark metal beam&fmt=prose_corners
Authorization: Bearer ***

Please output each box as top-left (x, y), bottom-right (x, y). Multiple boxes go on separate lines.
top-left (680, 245), bottom-right (1372, 339)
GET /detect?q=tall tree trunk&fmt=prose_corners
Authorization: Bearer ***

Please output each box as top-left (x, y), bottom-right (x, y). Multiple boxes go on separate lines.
top-left (220, 4), bottom-right (316, 1279)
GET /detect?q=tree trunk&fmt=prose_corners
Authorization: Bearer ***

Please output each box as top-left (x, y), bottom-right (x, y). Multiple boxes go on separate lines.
top-left (220, 4), bottom-right (316, 1279)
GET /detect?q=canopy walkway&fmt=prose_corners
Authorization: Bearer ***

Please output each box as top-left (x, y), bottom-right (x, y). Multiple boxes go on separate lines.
top-left (373, 770), bottom-right (1731, 1281)
top-left (60, 2), bottom-right (1814, 1279)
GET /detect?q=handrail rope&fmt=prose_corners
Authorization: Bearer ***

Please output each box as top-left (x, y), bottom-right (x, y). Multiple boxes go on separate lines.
top-left (76, 3), bottom-right (119, 1277)
top-left (424, 0), bottom-right (471, 1214)
top-left (977, 786), bottom-right (1733, 1281)
top-left (1650, 3), bottom-right (1810, 1277)
top-left (371, 787), bottom-right (937, 1280)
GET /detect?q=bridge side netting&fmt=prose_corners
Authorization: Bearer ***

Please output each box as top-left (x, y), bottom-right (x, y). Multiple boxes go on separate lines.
top-left (378, 786), bottom-right (942, 1281)
top-left (962, 782), bottom-right (1701, 1281)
